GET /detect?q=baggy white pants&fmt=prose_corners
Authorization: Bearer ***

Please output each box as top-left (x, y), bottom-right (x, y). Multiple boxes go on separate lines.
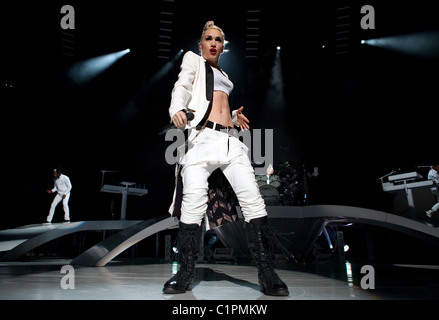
top-left (46, 193), bottom-right (70, 222)
top-left (179, 127), bottom-right (267, 226)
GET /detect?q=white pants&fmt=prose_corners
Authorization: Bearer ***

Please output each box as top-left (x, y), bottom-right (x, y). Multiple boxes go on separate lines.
top-left (47, 193), bottom-right (70, 222)
top-left (179, 127), bottom-right (267, 225)
top-left (431, 189), bottom-right (439, 211)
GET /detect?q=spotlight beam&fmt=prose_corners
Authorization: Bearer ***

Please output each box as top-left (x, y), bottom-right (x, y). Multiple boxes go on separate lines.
top-left (66, 49), bottom-right (131, 85)
top-left (363, 30), bottom-right (439, 58)
top-left (118, 50), bottom-right (184, 124)
top-left (146, 49), bottom-right (183, 86)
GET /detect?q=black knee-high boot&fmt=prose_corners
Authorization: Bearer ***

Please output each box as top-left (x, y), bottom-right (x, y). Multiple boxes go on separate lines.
top-left (163, 222), bottom-right (201, 294)
top-left (245, 216), bottom-right (289, 296)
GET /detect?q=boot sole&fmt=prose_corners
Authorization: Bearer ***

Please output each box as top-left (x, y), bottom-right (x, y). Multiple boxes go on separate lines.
top-left (263, 288), bottom-right (289, 296)
top-left (260, 284), bottom-right (289, 296)
top-left (163, 284), bottom-right (192, 294)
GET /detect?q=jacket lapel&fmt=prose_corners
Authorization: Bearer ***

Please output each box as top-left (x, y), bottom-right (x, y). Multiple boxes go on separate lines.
top-left (198, 61), bottom-right (213, 126)
top-left (205, 61), bottom-right (213, 101)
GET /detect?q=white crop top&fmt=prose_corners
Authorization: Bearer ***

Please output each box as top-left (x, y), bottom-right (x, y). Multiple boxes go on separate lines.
top-left (212, 66), bottom-right (234, 96)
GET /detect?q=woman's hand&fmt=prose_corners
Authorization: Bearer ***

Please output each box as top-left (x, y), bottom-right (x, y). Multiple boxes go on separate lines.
top-left (171, 110), bottom-right (189, 128)
top-left (236, 106), bottom-right (250, 131)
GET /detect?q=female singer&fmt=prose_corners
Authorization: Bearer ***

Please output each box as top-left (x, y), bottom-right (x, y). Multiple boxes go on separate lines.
top-left (164, 21), bottom-right (289, 296)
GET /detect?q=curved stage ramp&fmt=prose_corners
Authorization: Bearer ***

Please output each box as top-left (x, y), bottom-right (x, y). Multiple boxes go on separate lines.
top-left (274, 205), bottom-right (439, 241)
top-left (215, 205), bottom-right (439, 261)
top-left (0, 220), bottom-right (142, 262)
top-left (70, 205), bottom-right (439, 267)
top-left (71, 215), bottom-right (178, 267)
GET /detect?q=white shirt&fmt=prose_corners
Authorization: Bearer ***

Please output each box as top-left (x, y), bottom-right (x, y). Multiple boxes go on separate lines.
top-left (428, 168), bottom-right (439, 192)
top-left (428, 168), bottom-right (439, 185)
top-left (51, 174), bottom-right (72, 195)
top-left (212, 66), bottom-right (234, 96)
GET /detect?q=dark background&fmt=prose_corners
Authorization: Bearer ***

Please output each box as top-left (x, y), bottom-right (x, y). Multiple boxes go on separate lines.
top-left (0, 0), bottom-right (438, 229)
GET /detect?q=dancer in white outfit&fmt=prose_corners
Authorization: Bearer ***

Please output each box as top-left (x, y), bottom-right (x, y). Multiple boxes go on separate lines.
top-left (46, 167), bottom-right (72, 223)
top-left (426, 164), bottom-right (439, 217)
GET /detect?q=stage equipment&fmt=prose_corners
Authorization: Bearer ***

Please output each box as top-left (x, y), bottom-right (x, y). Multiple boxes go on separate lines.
top-left (334, 4), bottom-right (352, 55)
top-left (157, 0), bottom-right (176, 60)
top-left (245, 6), bottom-right (261, 59)
top-left (100, 170), bottom-right (148, 220)
top-left (381, 171), bottom-right (433, 219)
top-left (259, 185), bottom-right (280, 206)
top-left (277, 162), bottom-right (308, 206)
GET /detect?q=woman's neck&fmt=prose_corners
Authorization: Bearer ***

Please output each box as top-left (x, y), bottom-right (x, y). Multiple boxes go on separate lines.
top-left (203, 55), bottom-right (219, 69)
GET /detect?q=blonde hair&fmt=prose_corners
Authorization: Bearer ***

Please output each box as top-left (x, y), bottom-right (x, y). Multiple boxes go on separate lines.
top-left (200, 21), bottom-right (229, 50)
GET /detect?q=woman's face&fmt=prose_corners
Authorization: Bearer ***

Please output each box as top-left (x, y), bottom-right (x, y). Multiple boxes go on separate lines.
top-left (199, 28), bottom-right (224, 65)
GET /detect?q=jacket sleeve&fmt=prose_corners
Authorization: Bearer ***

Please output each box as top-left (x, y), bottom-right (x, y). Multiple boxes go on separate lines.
top-left (169, 51), bottom-right (199, 122)
top-left (429, 170), bottom-right (439, 186)
top-left (231, 110), bottom-right (238, 126)
top-left (64, 176), bottom-right (72, 194)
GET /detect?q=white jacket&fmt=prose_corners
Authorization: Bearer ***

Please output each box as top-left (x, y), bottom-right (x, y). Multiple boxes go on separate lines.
top-left (169, 51), bottom-right (239, 128)
top-left (51, 174), bottom-right (72, 196)
top-left (167, 51), bottom-right (239, 217)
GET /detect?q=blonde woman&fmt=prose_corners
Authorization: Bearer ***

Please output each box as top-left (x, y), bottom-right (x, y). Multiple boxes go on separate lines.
top-left (164, 21), bottom-right (289, 296)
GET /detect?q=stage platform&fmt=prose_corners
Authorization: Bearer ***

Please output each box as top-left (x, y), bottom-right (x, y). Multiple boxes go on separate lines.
top-left (2, 205), bottom-right (439, 266)
top-left (0, 258), bottom-right (439, 300)
top-left (1, 205), bottom-right (439, 302)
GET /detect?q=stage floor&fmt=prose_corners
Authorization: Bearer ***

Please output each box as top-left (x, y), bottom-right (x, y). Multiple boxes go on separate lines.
top-left (1, 258), bottom-right (439, 300)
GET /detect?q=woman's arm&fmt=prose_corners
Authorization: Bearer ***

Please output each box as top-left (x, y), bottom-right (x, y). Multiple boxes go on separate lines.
top-left (169, 51), bottom-right (199, 122)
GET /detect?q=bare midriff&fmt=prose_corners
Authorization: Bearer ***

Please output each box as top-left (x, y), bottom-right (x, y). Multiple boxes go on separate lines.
top-left (208, 90), bottom-right (234, 127)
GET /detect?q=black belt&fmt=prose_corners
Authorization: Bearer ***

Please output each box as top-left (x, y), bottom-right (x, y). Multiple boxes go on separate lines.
top-left (197, 120), bottom-right (235, 132)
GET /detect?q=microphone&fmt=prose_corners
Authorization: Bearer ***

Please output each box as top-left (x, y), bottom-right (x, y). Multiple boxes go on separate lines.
top-left (158, 112), bottom-right (194, 135)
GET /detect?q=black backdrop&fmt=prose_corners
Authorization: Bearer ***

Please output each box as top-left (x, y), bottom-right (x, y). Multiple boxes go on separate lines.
top-left (1, 0), bottom-right (438, 229)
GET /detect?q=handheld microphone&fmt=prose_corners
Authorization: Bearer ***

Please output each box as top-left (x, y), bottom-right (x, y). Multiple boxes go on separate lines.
top-left (159, 112), bottom-right (194, 135)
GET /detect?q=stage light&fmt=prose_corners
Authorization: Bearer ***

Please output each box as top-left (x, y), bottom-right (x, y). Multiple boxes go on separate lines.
top-left (146, 49), bottom-right (184, 85)
top-left (172, 261), bottom-right (178, 275)
top-left (361, 40), bottom-right (366, 44)
top-left (119, 49), bottom-right (183, 125)
top-left (266, 48), bottom-right (285, 110)
top-left (261, 41), bottom-right (286, 131)
top-left (362, 30), bottom-right (439, 58)
top-left (66, 48), bottom-right (131, 85)
top-left (276, 46), bottom-right (281, 50)
top-left (345, 261), bottom-right (354, 287)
